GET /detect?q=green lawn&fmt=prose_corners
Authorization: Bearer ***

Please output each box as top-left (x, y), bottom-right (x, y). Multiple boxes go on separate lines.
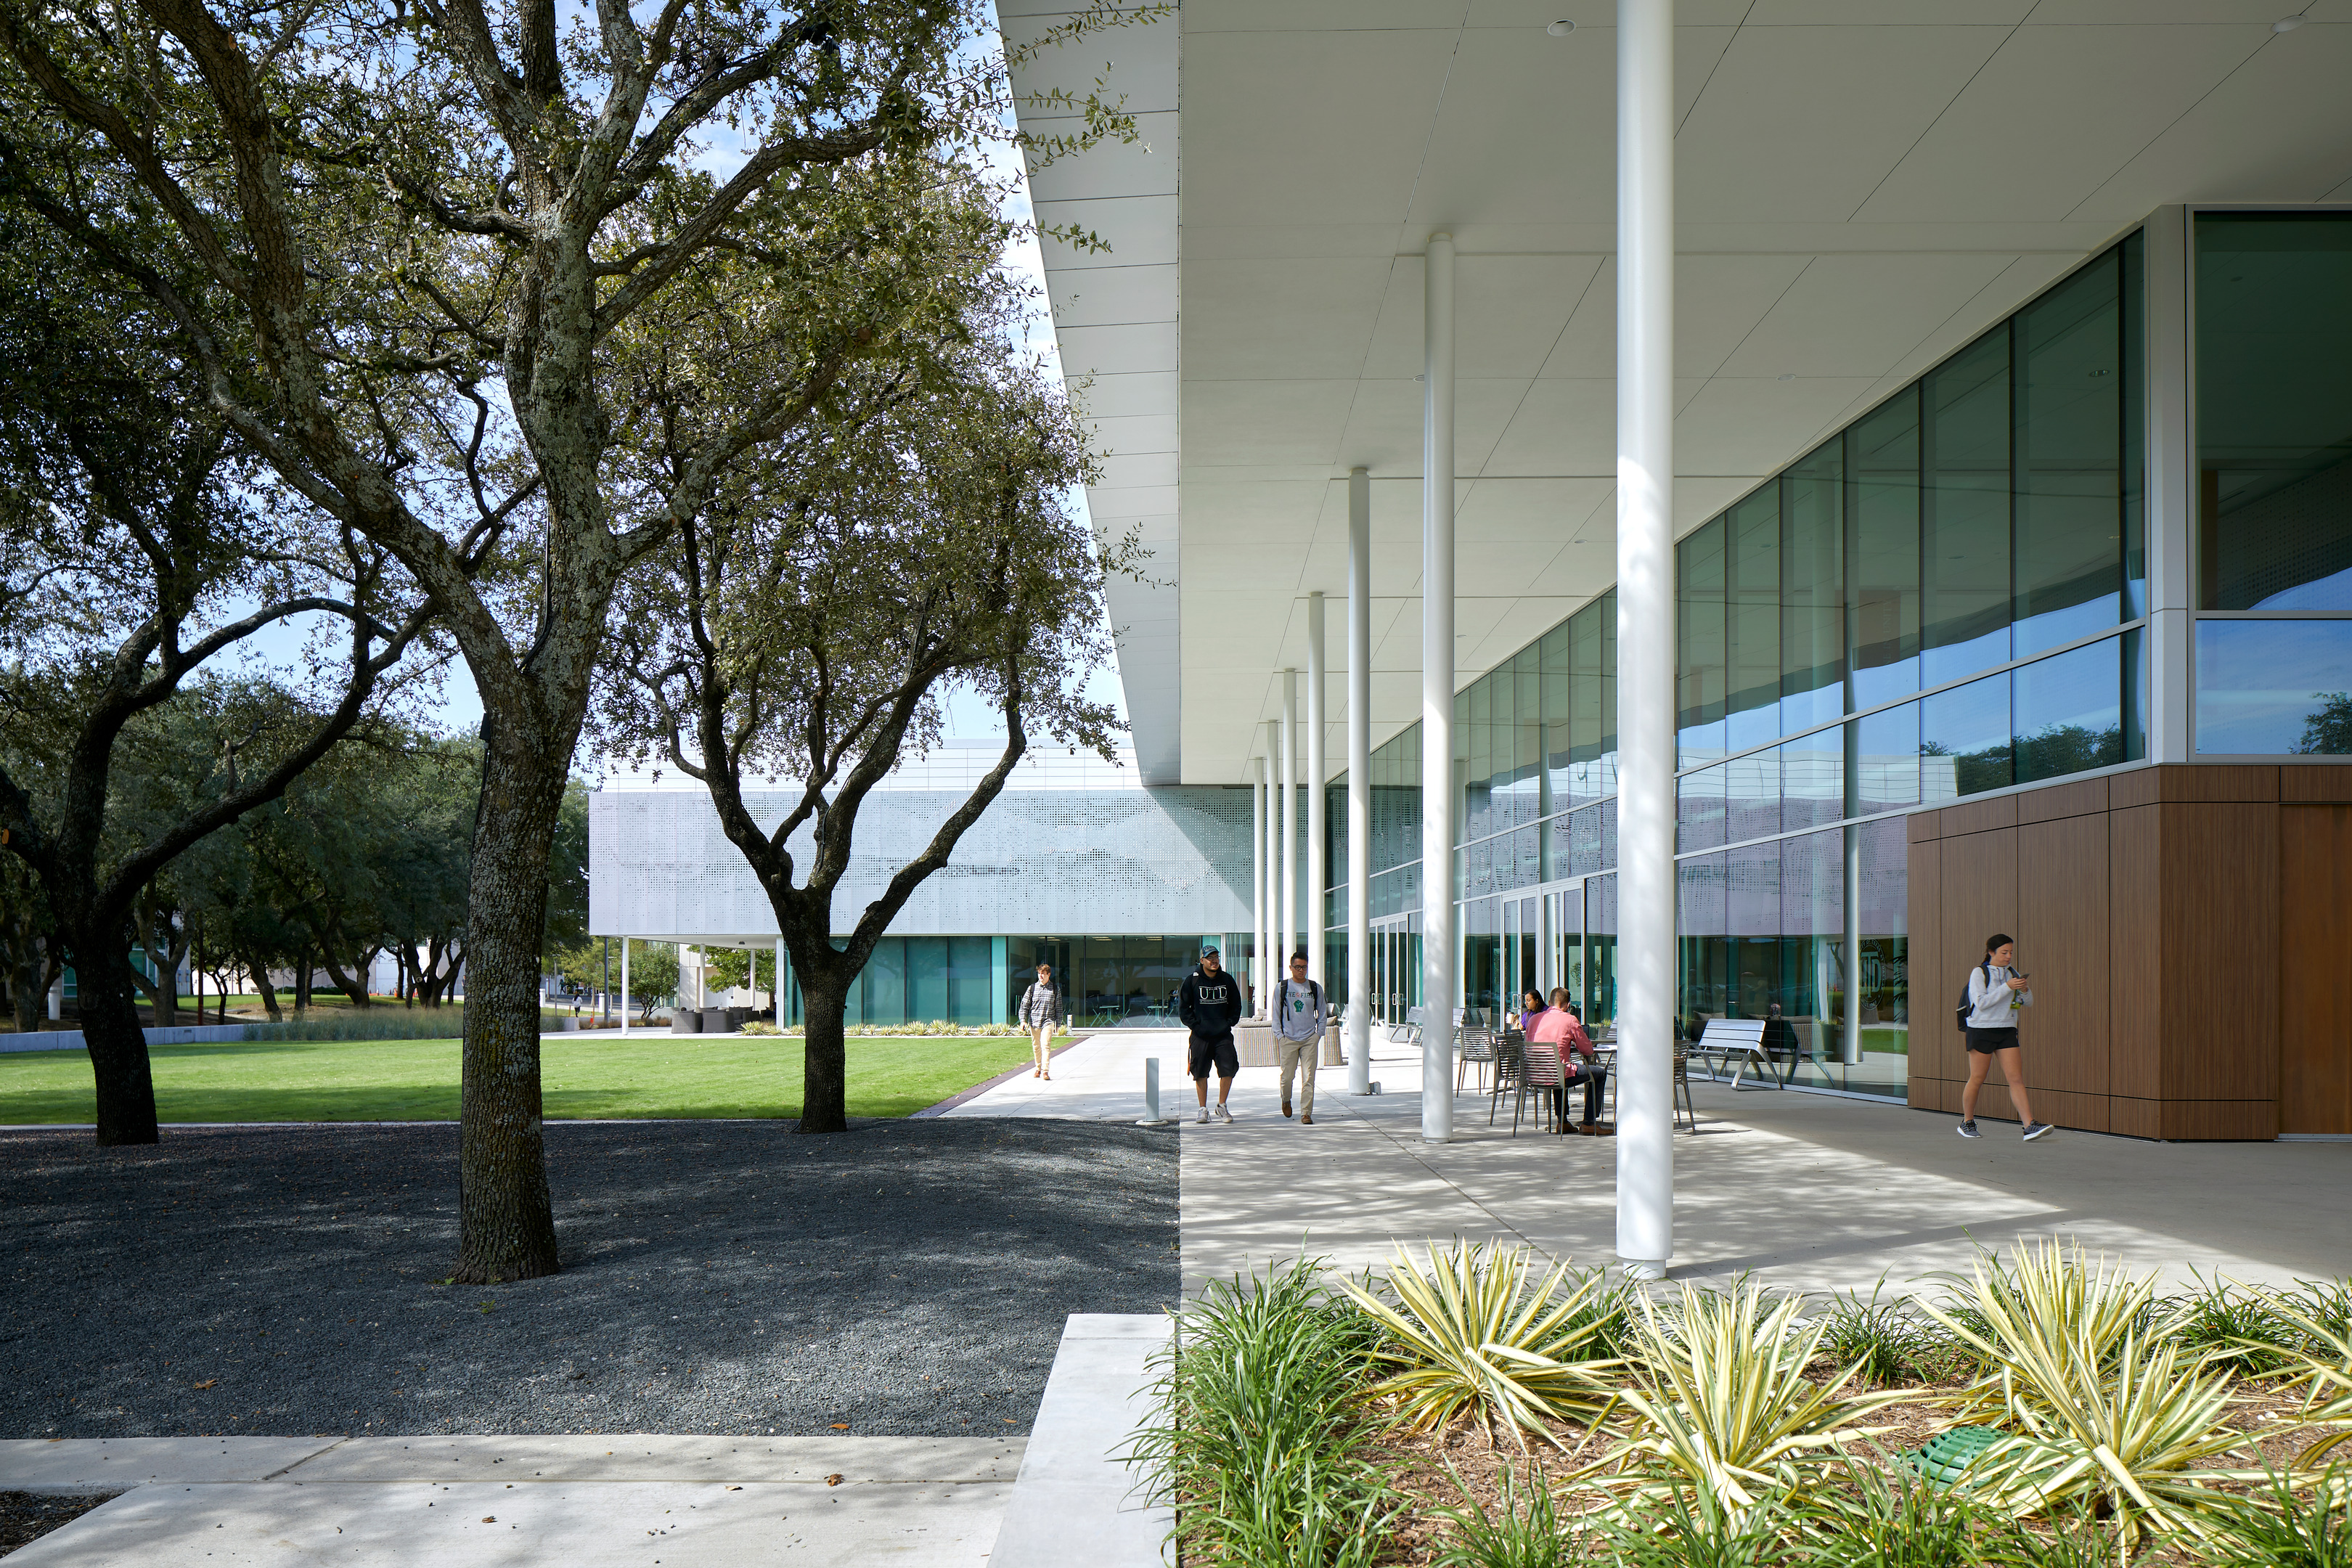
top-left (0, 1032), bottom-right (1034, 1124)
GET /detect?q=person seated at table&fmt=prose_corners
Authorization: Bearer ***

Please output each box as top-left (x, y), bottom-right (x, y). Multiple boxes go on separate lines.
top-left (1516, 989), bottom-right (1547, 1038)
top-left (1535, 987), bottom-right (1607, 1127)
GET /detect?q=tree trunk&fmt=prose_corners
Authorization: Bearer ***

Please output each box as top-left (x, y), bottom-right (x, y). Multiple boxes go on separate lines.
top-left (799, 975), bottom-right (849, 1135)
top-left (247, 957), bottom-right (282, 1023)
top-left (12, 951), bottom-right (42, 1033)
top-left (75, 939), bottom-right (160, 1146)
top-left (452, 738), bottom-right (565, 1283)
top-left (318, 947), bottom-right (371, 1007)
top-left (295, 950), bottom-right (313, 1011)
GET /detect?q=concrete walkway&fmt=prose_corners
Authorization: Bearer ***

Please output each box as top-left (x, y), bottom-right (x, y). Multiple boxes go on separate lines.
top-left (952, 1026), bottom-right (2352, 1297)
top-left (0, 1436), bottom-right (1021, 1565)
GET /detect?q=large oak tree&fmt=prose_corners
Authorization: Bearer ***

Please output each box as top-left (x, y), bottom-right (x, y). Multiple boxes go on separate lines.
top-left (0, 0), bottom-right (1143, 1275)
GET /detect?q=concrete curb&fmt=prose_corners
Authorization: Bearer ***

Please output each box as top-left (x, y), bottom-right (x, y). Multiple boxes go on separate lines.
top-left (989, 1314), bottom-right (1172, 1568)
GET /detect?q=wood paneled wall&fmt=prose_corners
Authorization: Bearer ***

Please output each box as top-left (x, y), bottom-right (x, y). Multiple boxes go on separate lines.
top-left (1907, 765), bottom-right (2345, 1140)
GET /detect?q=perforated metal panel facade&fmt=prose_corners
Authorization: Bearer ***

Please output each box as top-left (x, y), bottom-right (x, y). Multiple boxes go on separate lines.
top-left (589, 786), bottom-right (1252, 942)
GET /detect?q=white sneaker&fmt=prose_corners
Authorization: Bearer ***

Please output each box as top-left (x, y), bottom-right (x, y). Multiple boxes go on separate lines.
top-left (1216, 1105), bottom-right (1235, 1124)
top-left (1196, 1108), bottom-right (1211, 1124)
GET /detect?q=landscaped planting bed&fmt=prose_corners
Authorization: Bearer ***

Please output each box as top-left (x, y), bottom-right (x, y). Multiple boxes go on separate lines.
top-left (1137, 1241), bottom-right (2352, 1566)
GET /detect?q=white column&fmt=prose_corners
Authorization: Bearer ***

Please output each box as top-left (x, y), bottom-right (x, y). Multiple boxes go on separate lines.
top-left (1263, 719), bottom-right (1281, 1015)
top-left (1614, 0), bottom-right (1675, 1276)
top-left (1307, 593), bottom-right (1328, 990)
top-left (2144, 203), bottom-right (2193, 763)
top-left (1251, 755), bottom-right (1267, 1011)
top-left (619, 937), bottom-right (631, 1036)
top-left (1281, 666), bottom-right (1299, 975)
top-left (1421, 230), bottom-right (1458, 1145)
top-left (1347, 467), bottom-right (1374, 1093)
top-left (776, 937), bottom-right (787, 1027)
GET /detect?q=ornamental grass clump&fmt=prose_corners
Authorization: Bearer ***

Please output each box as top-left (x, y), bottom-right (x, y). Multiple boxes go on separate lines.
top-left (1338, 1240), bottom-right (1622, 1451)
top-left (1131, 1254), bottom-right (1399, 1567)
top-left (1816, 1282), bottom-right (1966, 1389)
top-left (1430, 1463), bottom-right (1584, 1568)
top-left (2162, 1271), bottom-right (2308, 1376)
top-left (1588, 1283), bottom-right (1913, 1527)
top-left (1920, 1240), bottom-right (2269, 1554)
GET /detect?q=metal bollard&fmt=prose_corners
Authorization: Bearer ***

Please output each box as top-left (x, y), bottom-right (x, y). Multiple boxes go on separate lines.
top-left (1138, 1056), bottom-right (1169, 1126)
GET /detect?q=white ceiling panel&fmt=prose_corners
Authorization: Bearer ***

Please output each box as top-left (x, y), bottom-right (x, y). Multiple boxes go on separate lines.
top-left (1002, 1), bottom-right (2352, 780)
top-left (1854, 25), bottom-right (2264, 224)
top-left (1675, 25), bottom-right (2010, 223)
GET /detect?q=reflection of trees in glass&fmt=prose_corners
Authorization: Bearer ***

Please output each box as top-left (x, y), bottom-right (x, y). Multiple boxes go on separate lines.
top-left (2017, 723), bottom-right (2123, 781)
top-left (2295, 693), bottom-right (2352, 755)
top-left (1921, 723), bottom-right (2120, 796)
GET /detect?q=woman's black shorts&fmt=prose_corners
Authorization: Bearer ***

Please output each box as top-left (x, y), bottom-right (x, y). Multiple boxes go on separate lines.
top-left (1965, 1026), bottom-right (2020, 1055)
top-left (1188, 1032), bottom-right (1239, 1080)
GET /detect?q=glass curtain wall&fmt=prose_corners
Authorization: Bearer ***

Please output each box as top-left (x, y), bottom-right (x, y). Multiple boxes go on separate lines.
top-left (1324, 233), bottom-right (2152, 1099)
top-left (2194, 212), bottom-right (2352, 754)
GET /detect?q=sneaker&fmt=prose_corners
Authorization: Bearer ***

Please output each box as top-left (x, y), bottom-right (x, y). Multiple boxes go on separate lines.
top-left (1196, 1108), bottom-right (1210, 1125)
top-left (2021, 1122), bottom-right (2054, 1142)
top-left (1216, 1105), bottom-right (1235, 1124)
top-left (1299, 1114), bottom-right (1314, 1126)
top-left (1956, 1119), bottom-right (1981, 1139)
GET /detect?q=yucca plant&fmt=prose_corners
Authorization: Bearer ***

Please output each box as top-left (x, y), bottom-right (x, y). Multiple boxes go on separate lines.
top-left (1919, 1241), bottom-right (2266, 1553)
top-left (2271, 1295), bottom-right (2352, 1466)
top-left (1585, 1283), bottom-right (1913, 1525)
top-left (1337, 1240), bottom-right (1622, 1450)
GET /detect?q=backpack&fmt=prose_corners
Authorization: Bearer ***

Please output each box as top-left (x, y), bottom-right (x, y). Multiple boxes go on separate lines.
top-left (1954, 962), bottom-right (1990, 1032)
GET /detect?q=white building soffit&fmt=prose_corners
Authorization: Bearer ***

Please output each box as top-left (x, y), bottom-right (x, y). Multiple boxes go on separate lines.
top-left (1004, 1), bottom-right (1182, 785)
top-left (1013, 1), bottom-right (2352, 788)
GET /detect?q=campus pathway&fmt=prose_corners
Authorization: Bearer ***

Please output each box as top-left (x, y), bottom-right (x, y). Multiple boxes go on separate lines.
top-left (944, 1026), bottom-right (2352, 1297)
top-left (0, 1436), bottom-right (1020, 1565)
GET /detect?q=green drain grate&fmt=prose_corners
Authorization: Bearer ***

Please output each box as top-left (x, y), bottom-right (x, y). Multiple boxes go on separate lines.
top-left (1904, 1425), bottom-right (2006, 1487)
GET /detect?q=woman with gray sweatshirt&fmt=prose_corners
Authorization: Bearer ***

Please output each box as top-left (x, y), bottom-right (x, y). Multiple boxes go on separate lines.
top-left (1958, 934), bottom-right (2051, 1142)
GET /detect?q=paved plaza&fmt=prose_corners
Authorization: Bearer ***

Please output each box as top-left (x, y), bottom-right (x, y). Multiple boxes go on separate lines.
top-left (947, 1028), bottom-right (2352, 1299)
top-left (8, 1033), bottom-right (2347, 1564)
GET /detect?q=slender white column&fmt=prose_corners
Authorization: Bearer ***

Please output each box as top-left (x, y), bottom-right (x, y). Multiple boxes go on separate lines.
top-left (1281, 666), bottom-right (1299, 974)
top-left (1421, 231), bottom-right (1458, 1145)
top-left (1614, 0), bottom-right (1675, 1276)
top-left (1347, 467), bottom-right (1374, 1093)
top-left (1264, 720), bottom-right (1281, 1014)
top-left (619, 937), bottom-right (630, 1036)
top-left (1307, 595), bottom-right (1328, 989)
top-left (1251, 755), bottom-right (1267, 1010)
top-left (776, 936), bottom-right (787, 1027)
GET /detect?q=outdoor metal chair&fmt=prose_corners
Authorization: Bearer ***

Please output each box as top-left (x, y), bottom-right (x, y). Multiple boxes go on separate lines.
top-left (1456, 1024), bottom-right (1497, 1093)
top-left (1512, 1037), bottom-right (1566, 1137)
top-left (1487, 1037), bottom-right (1525, 1125)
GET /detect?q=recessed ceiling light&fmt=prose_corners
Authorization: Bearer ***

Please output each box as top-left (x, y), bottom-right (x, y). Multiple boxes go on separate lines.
top-left (1546, 19), bottom-right (1577, 36)
top-left (1776, 373), bottom-right (1795, 383)
top-left (2274, 13), bottom-right (2306, 30)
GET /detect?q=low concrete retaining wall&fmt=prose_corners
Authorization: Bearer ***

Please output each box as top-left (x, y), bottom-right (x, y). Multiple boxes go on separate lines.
top-left (1, 1023), bottom-right (251, 1054)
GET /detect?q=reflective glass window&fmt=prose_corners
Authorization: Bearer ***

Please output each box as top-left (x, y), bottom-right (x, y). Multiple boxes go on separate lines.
top-left (1542, 623), bottom-right (1572, 812)
top-left (1678, 520), bottom-right (1728, 764)
top-left (2196, 620), bottom-right (2352, 754)
top-left (1678, 853), bottom-right (1728, 1023)
top-left (1780, 828), bottom-right (1844, 1024)
top-left (1850, 390), bottom-right (1922, 707)
top-left (2123, 233), bottom-right (2147, 619)
top-left (1723, 746), bottom-right (1780, 844)
top-left (1466, 677), bottom-right (1493, 844)
top-left (2197, 214), bottom-right (2352, 611)
top-left (1782, 439), bottom-right (1845, 733)
top-left (1678, 764), bottom-right (1725, 853)
top-left (2013, 637), bottom-right (2124, 784)
top-left (1781, 727), bottom-right (1844, 832)
top-left (1517, 649), bottom-right (1543, 825)
top-left (865, 938), bottom-right (907, 1026)
top-left (2013, 248), bottom-right (2124, 656)
top-left (1921, 670), bottom-right (2012, 801)
top-left (1568, 602), bottom-right (1606, 807)
top-left (1923, 327), bottom-right (2014, 685)
top-left (1726, 489), bottom-right (1781, 754)
top-left (1853, 701), bottom-right (1922, 817)
top-left (909, 936), bottom-right (950, 1021)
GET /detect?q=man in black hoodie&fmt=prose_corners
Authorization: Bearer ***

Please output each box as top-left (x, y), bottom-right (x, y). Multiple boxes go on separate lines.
top-left (1176, 946), bottom-right (1245, 1124)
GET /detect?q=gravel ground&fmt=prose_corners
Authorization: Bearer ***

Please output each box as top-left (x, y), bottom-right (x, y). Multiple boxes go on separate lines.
top-left (0, 1493), bottom-right (116, 1559)
top-left (0, 1119), bottom-right (1177, 1439)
